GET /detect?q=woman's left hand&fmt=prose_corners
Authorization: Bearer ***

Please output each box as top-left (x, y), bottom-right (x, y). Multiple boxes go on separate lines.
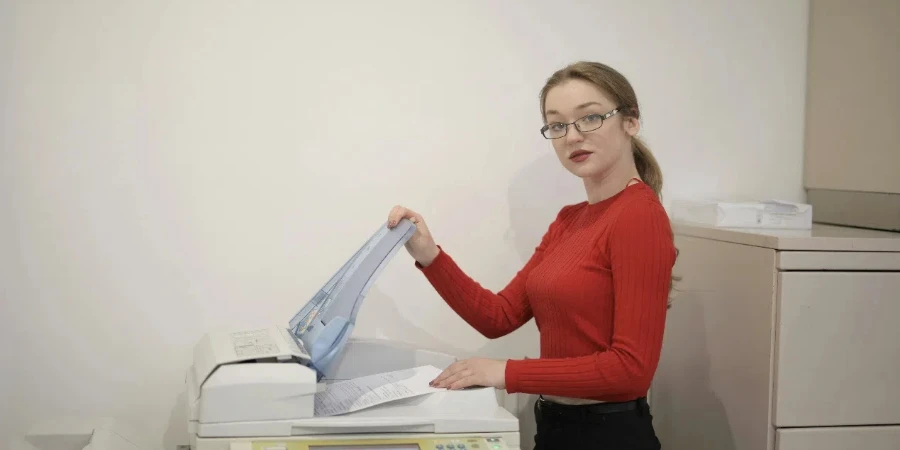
top-left (430, 358), bottom-right (507, 390)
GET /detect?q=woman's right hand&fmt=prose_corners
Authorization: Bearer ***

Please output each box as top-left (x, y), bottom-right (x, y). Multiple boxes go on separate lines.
top-left (387, 205), bottom-right (441, 267)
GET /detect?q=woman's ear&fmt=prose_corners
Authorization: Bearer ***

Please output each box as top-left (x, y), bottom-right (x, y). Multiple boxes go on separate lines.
top-left (622, 115), bottom-right (640, 137)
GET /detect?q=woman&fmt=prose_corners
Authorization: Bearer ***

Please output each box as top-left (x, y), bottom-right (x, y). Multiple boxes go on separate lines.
top-left (387, 61), bottom-right (676, 449)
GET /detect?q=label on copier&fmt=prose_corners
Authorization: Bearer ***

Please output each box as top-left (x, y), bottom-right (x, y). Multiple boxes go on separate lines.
top-left (230, 329), bottom-right (278, 358)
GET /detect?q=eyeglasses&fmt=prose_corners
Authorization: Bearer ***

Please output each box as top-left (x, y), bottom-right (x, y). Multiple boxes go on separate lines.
top-left (540, 107), bottom-right (621, 139)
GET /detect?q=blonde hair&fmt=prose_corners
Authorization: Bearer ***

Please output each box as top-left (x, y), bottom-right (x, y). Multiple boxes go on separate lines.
top-left (539, 61), bottom-right (664, 199)
top-left (540, 61), bottom-right (679, 305)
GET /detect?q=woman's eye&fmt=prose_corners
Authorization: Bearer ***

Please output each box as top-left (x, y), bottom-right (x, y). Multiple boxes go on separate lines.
top-left (550, 123), bottom-right (566, 131)
top-left (583, 114), bottom-right (602, 122)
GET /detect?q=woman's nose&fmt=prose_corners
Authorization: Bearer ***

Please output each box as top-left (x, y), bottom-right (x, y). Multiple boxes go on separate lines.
top-left (566, 125), bottom-right (585, 144)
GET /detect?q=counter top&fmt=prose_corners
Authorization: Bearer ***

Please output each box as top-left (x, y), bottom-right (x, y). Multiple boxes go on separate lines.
top-left (672, 221), bottom-right (900, 251)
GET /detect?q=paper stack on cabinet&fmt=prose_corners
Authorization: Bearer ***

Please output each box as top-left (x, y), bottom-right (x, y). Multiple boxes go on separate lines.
top-left (670, 198), bottom-right (812, 229)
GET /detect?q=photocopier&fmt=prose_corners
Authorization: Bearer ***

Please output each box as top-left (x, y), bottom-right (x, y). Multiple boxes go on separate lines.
top-left (183, 219), bottom-right (521, 450)
top-left (21, 219), bottom-right (520, 450)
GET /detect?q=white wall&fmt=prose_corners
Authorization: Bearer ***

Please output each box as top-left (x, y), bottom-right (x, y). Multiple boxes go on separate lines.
top-left (1, 0), bottom-right (809, 448)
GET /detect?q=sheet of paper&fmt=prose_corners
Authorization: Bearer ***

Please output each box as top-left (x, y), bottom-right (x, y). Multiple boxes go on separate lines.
top-left (314, 365), bottom-right (444, 417)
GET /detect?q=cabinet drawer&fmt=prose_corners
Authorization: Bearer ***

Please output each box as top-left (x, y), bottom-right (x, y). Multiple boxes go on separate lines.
top-left (776, 426), bottom-right (900, 450)
top-left (774, 272), bottom-right (900, 427)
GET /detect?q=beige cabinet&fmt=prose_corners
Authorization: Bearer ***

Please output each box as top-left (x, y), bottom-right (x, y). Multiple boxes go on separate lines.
top-left (803, 0), bottom-right (900, 231)
top-left (649, 222), bottom-right (900, 450)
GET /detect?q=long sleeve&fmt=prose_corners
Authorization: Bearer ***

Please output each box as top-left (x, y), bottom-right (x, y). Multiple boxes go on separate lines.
top-left (504, 199), bottom-right (676, 399)
top-left (416, 206), bottom-right (574, 339)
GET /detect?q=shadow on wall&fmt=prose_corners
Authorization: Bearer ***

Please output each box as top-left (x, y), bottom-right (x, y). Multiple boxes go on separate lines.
top-left (163, 153), bottom-right (574, 450)
top-left (165, 391), bottom-right (187, 450)
top-left (504, 153), bottom-right (575, 264)
top-left (651, 294), bottom-right (736, 450)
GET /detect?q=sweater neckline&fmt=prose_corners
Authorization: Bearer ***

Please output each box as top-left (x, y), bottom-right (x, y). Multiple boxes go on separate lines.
top-left (585, 179), bottom-right (645, 210)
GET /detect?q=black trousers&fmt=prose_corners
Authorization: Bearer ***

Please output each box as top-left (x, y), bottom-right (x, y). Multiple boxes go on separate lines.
top-left (532, 396), bottom-right (661, 450)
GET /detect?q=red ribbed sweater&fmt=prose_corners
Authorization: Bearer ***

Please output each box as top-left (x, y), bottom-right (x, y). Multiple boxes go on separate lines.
top-left (417, 182), bottom-right (676, 401)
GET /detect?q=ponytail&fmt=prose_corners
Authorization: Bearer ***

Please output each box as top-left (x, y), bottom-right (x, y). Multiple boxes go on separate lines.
top-left (631, 136), bottom-right (663, 199)
top-left (631, 135), bottom-right (679, 307)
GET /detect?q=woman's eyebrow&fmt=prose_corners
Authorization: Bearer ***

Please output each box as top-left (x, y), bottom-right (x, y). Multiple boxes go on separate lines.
top-left (545, 101), bottom-right (604, 117)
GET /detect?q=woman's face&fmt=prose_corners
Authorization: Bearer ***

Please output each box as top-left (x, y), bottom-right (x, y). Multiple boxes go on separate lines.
top-left (542, 79), bottom-right (639, 180)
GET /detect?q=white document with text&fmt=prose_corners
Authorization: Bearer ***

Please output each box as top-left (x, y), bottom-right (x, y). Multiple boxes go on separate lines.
top-left (314, 365), bottom-right (445, 417)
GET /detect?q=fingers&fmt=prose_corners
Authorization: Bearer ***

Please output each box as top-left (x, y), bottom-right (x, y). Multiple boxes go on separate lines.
top-left (430, 361), bottom-right (484, 390)
top-left (447, 374), bottom-right (479, 390)
top-left (430, 360), bottom-right (467, 388)
top-left (388, 205), bottom-right (424, 228)
top-left (429, 361), bottom-right (460, 386)
top-left (436, 368), bottom-right (473, 389)
top-left (387, 205), bottom-right (403, 227)
top-left (429, 358), bottom-right (500, 390)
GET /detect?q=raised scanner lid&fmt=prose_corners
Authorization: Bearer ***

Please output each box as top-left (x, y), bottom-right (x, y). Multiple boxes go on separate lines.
top-left (289, 219), bottom-right (417, 379)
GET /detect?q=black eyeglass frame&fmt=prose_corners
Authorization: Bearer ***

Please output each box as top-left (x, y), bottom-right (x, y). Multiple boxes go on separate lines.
top-left (540, 107), bottom-right (621, 139)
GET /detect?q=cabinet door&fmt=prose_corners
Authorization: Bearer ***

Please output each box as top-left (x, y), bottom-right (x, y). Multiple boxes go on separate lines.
top-left (804, 0), bottom-right (900, 195)
top-left (776, 426), bottom-right (900, 450)
top-left (774, 271), bottom-right (900, 427)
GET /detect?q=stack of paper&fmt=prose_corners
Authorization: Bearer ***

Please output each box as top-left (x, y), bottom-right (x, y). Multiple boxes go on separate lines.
top-left (670, 198), bottom-right (812, 229)
top-left (314, 365), bottom-right (445, 417)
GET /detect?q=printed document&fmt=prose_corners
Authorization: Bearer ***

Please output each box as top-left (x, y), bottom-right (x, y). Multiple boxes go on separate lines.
top-left (314, 365), bottom-right (444, 416)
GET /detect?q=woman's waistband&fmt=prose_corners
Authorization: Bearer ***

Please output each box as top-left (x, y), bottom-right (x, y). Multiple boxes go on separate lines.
top-left (536, 395), bottom-right (648, 416)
